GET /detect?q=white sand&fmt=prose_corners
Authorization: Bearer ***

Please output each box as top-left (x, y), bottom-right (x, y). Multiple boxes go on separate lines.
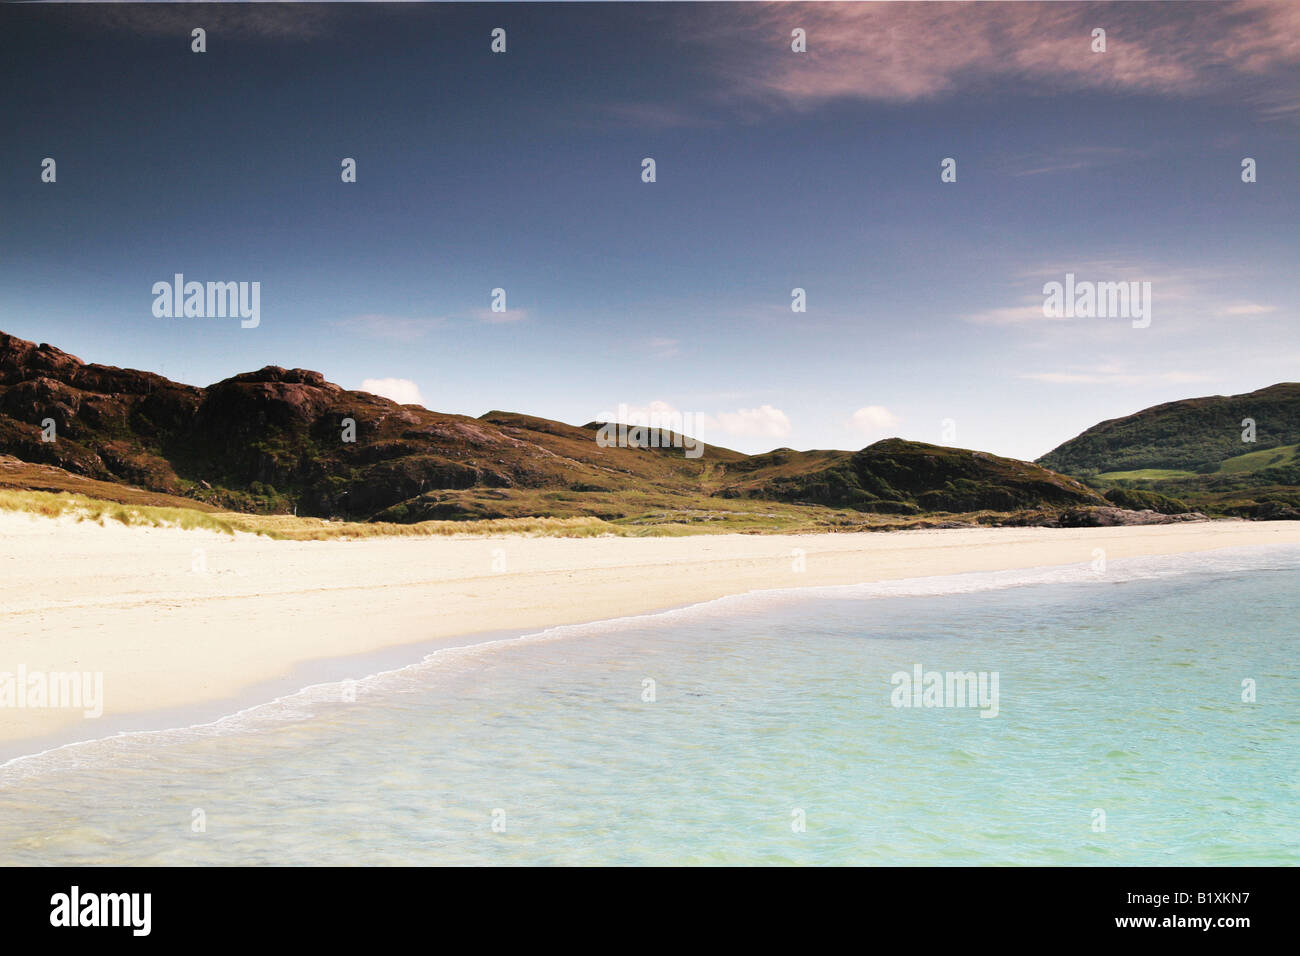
top-left (3, 512), bottom-right (1299, 748)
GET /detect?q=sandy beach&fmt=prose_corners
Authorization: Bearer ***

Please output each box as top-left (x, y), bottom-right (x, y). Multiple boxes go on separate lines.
top-left (3, 513), bottom-right (1300, 752)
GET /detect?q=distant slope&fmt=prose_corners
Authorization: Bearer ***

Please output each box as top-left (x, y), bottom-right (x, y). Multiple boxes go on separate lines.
top-left (734, 438), bottom-right (1105, 515)
top-left (1037, 384), bottom-right (1300, 520)
top-left (0, 455), bottom-right (225, 512)
top-left (1038, 383), bottom-right (1300, 475)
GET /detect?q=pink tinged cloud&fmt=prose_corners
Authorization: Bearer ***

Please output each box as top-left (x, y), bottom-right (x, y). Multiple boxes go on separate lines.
top-left (710, 1), bottom-right (1300, 110)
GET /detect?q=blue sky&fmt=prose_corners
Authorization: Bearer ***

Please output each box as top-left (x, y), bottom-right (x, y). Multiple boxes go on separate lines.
top-left (2, 1), bottom-right (1297, 460)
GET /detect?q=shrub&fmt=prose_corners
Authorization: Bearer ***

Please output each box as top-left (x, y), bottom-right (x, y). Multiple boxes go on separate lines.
top-left (1103, 487), bottom-right (1190, 514)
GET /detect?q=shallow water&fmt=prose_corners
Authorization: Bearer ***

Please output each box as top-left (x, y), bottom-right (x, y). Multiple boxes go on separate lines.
top-left (1, 546), bottom-right (1296, 865)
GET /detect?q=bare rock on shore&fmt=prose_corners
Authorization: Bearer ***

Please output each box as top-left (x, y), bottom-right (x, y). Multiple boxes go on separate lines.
top-left (1055, 507), bottom-right (1210, 528)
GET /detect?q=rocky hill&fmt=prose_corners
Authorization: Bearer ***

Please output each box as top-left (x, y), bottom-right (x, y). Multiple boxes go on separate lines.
top-left (0, 330), bottom-right (1175, 525)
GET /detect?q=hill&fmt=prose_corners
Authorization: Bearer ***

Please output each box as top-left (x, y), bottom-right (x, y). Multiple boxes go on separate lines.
top-left (1038, 384), bottom-right (1300, 519)
top-left (730, 438), bottom-right (1104, 515)
top-left (1039, 384), bottom-right (1300, 475)
top-left (0, 330), bottom-right (1181, 528)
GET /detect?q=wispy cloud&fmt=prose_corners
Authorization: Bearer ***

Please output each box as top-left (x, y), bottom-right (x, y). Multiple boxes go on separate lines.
top-left (965, 302), bottom-right (1068, 327)
top-left (693, 1), bottom-right (1300, 118)
top-left (1021, 370), bottom-right (1213, 386)
top-left (963, 259), bottom-right (1227, 328)
top-left (335, 314), bottom-right (445, 343)
top-left (471, 308), bottom-right (530, 325)
top-left (648, 337), bottom-right (680, 358)
top-left (339, 308), bottom-right (540, 336)
top-left (1019, 363), bottom-right (1212, 386)
top-left (76, 3), bottom-right (339, 40)
top-left (1222, 302), bottom-right (1277, 316)
top-left (599, 101), bottom-right (715, 130)
top-left (1005, 146), bottom-right (1145, 178)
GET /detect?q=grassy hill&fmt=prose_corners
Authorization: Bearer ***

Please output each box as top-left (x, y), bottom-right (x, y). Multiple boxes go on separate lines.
top-left (1038, 384), bottom-right (1300, 518)
top-left (1039, 383), bottom-right (1300, 474)
top-left (0, 329), bottom-right (1120, 530)
top-left (730, 438), bottom-right (1104, 515)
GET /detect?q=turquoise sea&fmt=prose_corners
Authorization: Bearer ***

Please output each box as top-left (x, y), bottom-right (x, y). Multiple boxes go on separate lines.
top-left (1, 545), bottom-right (1297, 865)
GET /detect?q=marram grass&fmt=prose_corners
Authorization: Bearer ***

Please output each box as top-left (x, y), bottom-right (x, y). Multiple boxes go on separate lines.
top-left (0, 488), bottom-right (975, 540)
top-left (0, 489), bottom-right (642, 540)
top-left (0, 489), bottom-right (240, 535)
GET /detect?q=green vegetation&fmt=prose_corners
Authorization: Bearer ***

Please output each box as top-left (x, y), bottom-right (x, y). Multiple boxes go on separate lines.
top-left (1040, 383), bottom-right (1300, 474)
top-left (0, 489), bottom-right (240, 534)
top-left (1097, 467), bottom-right (1196, 481)
top-left (1097, 444), bottom-right (1300, 482)
top-left (1214, 443), bottom-right (1299, 475)
top-left (1102, 487), bottom-right (1190, 515)
top-left (0, 331), bottom-right (1122, 530)
top-left (738, 439), bottom-right (1103, 514)
top-left (1040, 384), bottom-right (1300, 518)
top-left (6, 330), bottom-right (1295, 530)
top-left (0, 486), bottom-right (980, 540)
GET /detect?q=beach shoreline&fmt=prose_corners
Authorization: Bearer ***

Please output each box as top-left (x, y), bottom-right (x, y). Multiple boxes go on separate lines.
top-left (4, 512), bottom-right (1300, 757)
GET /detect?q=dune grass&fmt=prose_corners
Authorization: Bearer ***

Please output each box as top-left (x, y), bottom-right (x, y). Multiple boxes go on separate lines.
top-left (0, 489), bottom-right (646, 539)
top-left (237, 512), bottom-right (627, 540)
top-left (0, 488), bottom-right (977, 540)
top-left (0, 489), bottom-right (241, 534)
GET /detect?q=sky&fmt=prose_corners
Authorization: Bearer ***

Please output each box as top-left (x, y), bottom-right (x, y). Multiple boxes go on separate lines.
top-left (1, 0), bottom-right (1297, 460)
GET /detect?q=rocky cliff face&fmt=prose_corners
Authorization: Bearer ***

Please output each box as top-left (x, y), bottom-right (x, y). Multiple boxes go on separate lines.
top-left (0, 331), bottom-right (637, 517)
